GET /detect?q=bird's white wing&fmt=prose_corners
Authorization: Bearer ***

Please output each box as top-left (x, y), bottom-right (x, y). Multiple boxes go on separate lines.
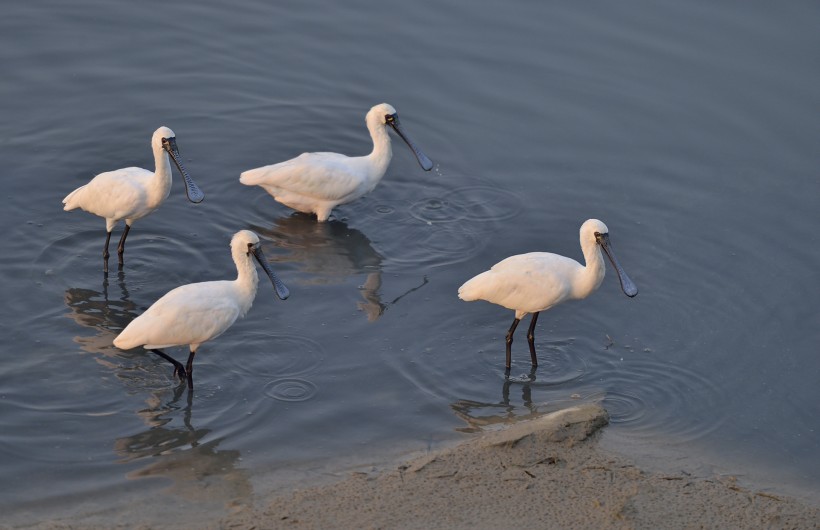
top-left (63, 168), bottom-right (151, 218)
top-left (240, 152), bottom-right (365, 201)
top-left (461, 253), bottom-right (580, 313)
top-left (114, 281), bottom-right (242, 350)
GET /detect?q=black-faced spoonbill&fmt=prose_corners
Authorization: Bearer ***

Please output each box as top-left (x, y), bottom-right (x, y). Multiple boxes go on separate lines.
top-left (458, 219), bottom-right (638, 369)
top-left (62, 126), bottom-right (204, 272)
top-left (113, 230), bottom-right (289, 388)
top-left (239, 103), bottom-right (433, 221)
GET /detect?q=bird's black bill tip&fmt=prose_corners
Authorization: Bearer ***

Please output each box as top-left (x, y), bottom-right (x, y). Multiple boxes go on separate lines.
top-left (417, 153), bottom-right (434, 171)
top-left (621, 279), bottom-right (639, 298)
top-left (252, 246), bottom-right (290, 301)
top-left (388, 118), bottom-right (434, 171)
top-left (274, 283), bottom-right (290, 300)
top-left (184, 181), bottom-right (205, 204)
top-left (598, 234), bottom-right (638, 298)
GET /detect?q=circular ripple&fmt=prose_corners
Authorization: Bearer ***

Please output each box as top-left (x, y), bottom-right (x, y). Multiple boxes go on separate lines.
top-left (227, 331), bottom-right (324, 378)
top-left (374, 204), bottom-right (396, 215)
top-left (408, 198), bottom-right (468, 223)
top-left (34, 229), bottom-right (210, 292)
top-left (33, 230), bottom-right (111, 288)
top-left (351, 196), bottom-right (412, 225)
top-left (479, 337), bottom-right (587, 386)
top-left (378, 222), bottom-right (488, 271)
top-left (597, 357), bottom-right (728, 443)
top-left (601, 390), bottom-right (646, 425)
top-left (442, 185), bottom-right (523, 222)
top-left (264, 378), bottom-right (318, 402)
top-left (531, 347), bottom-right (588, 385)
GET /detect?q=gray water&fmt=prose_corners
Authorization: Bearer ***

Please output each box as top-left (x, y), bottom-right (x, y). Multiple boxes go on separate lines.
top-left (1, 0), bottom-right (819, 525)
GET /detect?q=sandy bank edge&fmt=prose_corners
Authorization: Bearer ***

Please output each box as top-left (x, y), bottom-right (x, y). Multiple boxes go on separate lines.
top-left (222, 404), bottom-right (819, 530)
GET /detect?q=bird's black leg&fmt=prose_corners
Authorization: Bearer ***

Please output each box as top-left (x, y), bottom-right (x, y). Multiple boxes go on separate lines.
top-left (116, 224), bottom-right (131, 266)
top-left (185, 350), bottom-right (197, 389)
top-left (505, 317), bottom-right (521, 369)
top-left (150, 349), bottom-right (187, 383)
top-left (526, 312), bottom-right (540, 366)
top-left (103, 231), bottom-right (112, 273)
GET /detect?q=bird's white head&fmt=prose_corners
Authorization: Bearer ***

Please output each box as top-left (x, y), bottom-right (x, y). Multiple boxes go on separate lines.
top-left (231, 230), bottom-right (290, 300)
top-left (580, 218), bottom-right (609, 244)
top-left (231, 229), bottom-right (260, 252)
top-left (367, 103), bottom-right (398, 127)
top-left (152, 126), bottom-right (176, 149)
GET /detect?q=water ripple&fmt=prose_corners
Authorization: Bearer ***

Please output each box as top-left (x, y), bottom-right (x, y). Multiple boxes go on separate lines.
top-left (443, 185), bottom-right (522, 222)
top-left (226, 331), bottom-right (324, 379)
top-left (408, 197), bottom-right (468, 223)
top-left (263, 378), bottom-right (318, 402)
top-left (600, 390), bottom-right (646, 425)
top-left (592, 357), bottom-right (728, 443)
top-left (480, 337), bottom-right (588, 385)
top-left (34, 230), bottom-right (210, 291)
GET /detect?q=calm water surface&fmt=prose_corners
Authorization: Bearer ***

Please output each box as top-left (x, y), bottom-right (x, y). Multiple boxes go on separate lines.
top-left (1, 0), bottom-right (819, 524)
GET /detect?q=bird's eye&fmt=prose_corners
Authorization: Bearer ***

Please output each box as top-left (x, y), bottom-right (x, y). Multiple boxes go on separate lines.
top-left (246, 243), bottom-right (253, 255)
top-left (385, 114), bottom-right (395, 123)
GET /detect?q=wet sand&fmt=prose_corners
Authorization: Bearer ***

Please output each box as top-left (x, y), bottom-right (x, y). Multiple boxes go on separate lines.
top-left (222, 404), bottom-right (819, 530)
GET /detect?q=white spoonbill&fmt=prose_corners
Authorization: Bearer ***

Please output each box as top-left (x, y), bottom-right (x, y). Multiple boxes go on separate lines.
top-left (113, 230), bottom-right (289, 388)
top-left (458, 219), bottom-right (638, 369)
top-left (63, 126), bottom-right (204, 273)
top-left (239, 103), bottom-right (433, 221)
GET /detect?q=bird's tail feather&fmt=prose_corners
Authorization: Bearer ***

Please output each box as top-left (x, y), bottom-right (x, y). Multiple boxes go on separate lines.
top-left (239, 168), bottom-right (266, 186)
top-left (113, 327), bottom-right (139, 350)
top-left (457, 272), bottom-right (490, 301)
top-left (62, 185), bottom-right (86, 211)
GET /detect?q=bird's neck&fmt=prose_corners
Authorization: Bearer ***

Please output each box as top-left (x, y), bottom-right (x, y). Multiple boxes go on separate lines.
top-left (232, 253), bottom-right (259, 316)
top-left (366, 123), bottom-right (392, 181)
top-left (149, 147), bottom-right (174, 205)
top-left (575, 240), bottom-right (606, 299)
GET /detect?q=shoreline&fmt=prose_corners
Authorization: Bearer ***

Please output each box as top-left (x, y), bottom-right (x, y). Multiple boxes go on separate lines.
top-left (222, 404), bottom-right (819, 529)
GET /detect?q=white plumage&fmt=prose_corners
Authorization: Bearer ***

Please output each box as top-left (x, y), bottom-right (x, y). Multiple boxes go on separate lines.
top-left (114, 230), bottom-right (289, 388)
top-left (63, 126), bottom-right (204, 272)
top-left (240, 103), bottom-right (433, 221)
top-left (459, 219), bottom-right (638, 368)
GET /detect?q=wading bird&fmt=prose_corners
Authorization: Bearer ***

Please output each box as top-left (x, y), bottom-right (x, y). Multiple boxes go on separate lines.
top-left (239, 103), bottom-right (433, 221)
top-left (63, 126), bottom-right (204, 272)
top-left (458, 219), bottom-right (638, 369)
top-left (113, 230), bottom-right (289, 388)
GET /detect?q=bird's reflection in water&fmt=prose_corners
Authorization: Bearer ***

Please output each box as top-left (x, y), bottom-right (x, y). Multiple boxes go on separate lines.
top-left (63, 273), bottom-right (252, 509)
top-left (63, 271), bottom-right (139, 358)
top-left (253, 213), bottom-right (387, 320)
top-left (451, 367), bottom-right (546, 433)
top-left (115, 385), bottom-right (252, 507)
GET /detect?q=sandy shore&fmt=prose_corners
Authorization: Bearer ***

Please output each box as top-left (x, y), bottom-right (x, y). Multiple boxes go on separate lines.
top-left (221, 404), bottom-right (819, 530)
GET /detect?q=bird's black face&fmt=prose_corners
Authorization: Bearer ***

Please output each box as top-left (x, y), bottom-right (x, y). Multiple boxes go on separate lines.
top-left (594, 231), bottom-right (638, 297)
top-left (384, 113), bottom-right (434, 171)
top-left (161, 137), bottom-right (205, 204)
